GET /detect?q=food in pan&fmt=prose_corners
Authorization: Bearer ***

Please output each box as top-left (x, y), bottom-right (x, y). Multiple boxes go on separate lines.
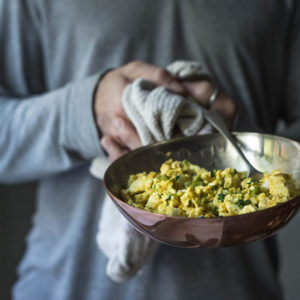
top-left (120, 159), bottom-right (299, 218)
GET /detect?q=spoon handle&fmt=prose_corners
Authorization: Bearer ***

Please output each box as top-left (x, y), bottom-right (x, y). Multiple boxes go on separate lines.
top-left (204, 109), bottom-right (256, 174)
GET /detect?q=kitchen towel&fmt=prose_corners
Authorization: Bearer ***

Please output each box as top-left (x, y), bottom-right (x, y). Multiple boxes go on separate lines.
top-left (90, 61), bottom-right (212, 282)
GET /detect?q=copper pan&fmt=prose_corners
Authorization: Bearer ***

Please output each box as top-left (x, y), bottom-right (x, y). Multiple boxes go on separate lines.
top-left (104, 133), bottom-right (300, 248)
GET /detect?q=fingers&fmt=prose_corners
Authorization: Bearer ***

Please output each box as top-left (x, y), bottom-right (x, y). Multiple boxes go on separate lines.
top-left (112, 117), bottom-right (142, 150)
top-left (181, 80), bottom-right (238, 129)
top-left (211, 95), bottom-right (238, 128)
top-left (122, 61), bottom-right (185, 94)
top-left (101, 136), bottom-right (129, 162)
top-left (101, 116), bottom-right (142, 162)
top-left (181, 80), bottom-right (214, 107)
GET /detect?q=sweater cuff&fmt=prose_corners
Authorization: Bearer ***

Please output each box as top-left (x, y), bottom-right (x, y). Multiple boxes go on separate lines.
top-left (65, 72), bottom-right (104, 160)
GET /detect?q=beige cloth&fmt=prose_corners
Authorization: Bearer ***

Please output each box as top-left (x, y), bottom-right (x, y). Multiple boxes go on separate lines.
top-left (90, 61), bottom-right (212, 282)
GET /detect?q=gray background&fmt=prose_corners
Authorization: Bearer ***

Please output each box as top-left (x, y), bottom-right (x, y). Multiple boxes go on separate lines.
top-left (0, 183), bottom-right (299, 300)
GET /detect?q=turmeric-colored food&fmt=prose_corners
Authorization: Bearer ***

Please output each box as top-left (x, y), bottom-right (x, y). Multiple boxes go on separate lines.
top-left (120, 159), bottom-right (299, 218)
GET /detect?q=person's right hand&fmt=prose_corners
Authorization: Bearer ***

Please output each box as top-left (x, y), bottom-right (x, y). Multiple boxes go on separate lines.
top-left (95, 61), bottom-right (237, 162)
top-left (94, 61), bottom-right (185, 161)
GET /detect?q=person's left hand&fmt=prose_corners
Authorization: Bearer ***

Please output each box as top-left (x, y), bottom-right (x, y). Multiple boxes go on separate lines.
top-left (101, 77), bottom-right (237, 161)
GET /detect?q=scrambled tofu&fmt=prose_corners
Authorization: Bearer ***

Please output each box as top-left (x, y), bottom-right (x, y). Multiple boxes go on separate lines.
top-left (120, 159), bottom-right (299, 218)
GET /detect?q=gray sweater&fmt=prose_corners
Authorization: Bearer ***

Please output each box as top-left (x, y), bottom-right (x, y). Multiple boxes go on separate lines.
top-left (1, 0), bottom-right (300, 299)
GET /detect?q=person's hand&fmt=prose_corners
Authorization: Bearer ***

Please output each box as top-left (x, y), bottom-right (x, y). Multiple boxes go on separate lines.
top-left (95, 61), bottom-right (237, 161)
top-left (180, 80), bottom-right (237, 129)
top-left (94, 61), bottom-right (185, 161)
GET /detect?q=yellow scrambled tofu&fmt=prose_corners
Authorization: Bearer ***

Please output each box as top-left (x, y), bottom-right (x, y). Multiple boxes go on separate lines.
top-left (120, 159), bottom-right (299, 218)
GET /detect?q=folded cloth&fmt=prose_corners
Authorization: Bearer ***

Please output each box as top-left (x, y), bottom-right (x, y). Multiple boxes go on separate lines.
top-left (90, 61), bottom-right (213, 282)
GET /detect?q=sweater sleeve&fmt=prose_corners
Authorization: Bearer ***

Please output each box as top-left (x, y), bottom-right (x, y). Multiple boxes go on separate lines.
top-left (277, 1), bottom-right (300, 141)
top-left (0, 0), bottom-right (104, 183)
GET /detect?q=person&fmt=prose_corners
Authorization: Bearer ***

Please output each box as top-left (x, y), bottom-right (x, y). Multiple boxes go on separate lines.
top-left (0, 0), bottom-right (299, 299)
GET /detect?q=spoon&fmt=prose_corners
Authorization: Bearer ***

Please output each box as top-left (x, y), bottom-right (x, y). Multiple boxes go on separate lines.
top-left (203, 109), bottom-right (264, 179)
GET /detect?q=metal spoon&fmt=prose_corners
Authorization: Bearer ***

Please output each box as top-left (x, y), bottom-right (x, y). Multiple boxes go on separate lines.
top-left (203, 109), bottom-right (264, 179)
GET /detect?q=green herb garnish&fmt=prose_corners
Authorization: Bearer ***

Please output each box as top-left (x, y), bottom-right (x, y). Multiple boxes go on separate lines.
top-left (236, 199), bottom-right (252, 208)
top-left (251, 186), bottom-right (261, 195)
top-left (175, 175), bottom-right (182, 181)
top-left (217, 193), bottom-right (225, 202)
top-left (236, 199), bottom-right (244, 208)
top-left (192, 175), bottom-right (204, 187)
top-left (212, 207), bottom-right (219, 216)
